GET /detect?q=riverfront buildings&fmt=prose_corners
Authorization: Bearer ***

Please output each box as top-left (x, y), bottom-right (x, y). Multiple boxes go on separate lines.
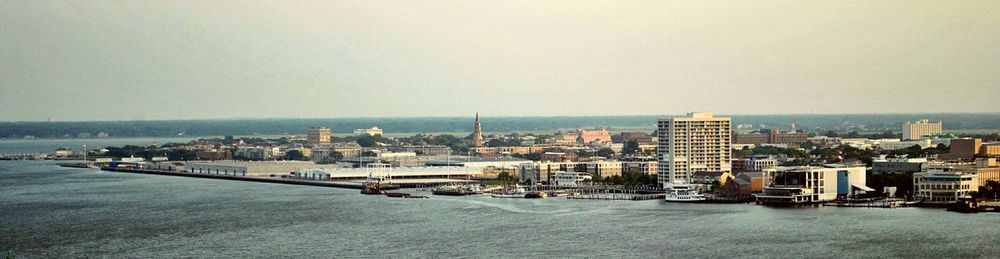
top-left (756, 166), bottom-right (869, 204)
top-left (902, 119), bottom-right (943, 140)
top-left (657, 112), bottom-right (732, 187)
top-left (913, 171), bottom-right (978, 204)
top-left (307, 127), bottom-right (332, 145)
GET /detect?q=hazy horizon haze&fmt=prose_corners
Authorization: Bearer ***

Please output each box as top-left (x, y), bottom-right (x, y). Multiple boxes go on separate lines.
top-left (2, 1), bottom-right (999, 121)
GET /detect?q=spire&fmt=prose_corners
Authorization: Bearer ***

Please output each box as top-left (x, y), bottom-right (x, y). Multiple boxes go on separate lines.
top-left (472, 112), bottom-right (484, 147)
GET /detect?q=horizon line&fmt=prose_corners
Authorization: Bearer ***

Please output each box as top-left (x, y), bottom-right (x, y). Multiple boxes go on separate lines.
top-left (2, 112), bottom-right (999, 123)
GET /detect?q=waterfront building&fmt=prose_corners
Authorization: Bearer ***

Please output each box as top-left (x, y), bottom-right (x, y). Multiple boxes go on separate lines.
top-left (657, 112), bottom-right (732, 187)
top-left (755, 166), bottom-right (869, 204)
top-left (553, 171), bottom-right (593, 187)
top-left (187, 160), bottom-right (336, 177)
top-left (902, 119), bottom-right (943, 140)
top-left (353, 126), bottom-right (383, 136)
top-left (471, 113), bottom-right (484, 147)
top-left (913, 171), bottom-right (977, 204)
top-left (307, 127), bottom-right (332, 145)
top-left (871, 156), bottom-right (927, 175)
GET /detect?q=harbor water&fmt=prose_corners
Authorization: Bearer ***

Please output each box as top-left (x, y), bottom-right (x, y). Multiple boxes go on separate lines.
top-left (2, 161), bottom-right (999, 258)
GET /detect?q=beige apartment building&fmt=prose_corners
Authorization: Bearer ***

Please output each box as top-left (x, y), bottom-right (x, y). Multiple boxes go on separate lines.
top-left (657, 112), bottom-right (732, 186)
top-left (902, 119), bottom-right (942, 140)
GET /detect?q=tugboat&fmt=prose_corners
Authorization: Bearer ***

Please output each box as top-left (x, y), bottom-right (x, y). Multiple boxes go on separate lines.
top-left (663, 184), bottom-right (706, 202)
top-left (360, 176), bottom-right (385, 195)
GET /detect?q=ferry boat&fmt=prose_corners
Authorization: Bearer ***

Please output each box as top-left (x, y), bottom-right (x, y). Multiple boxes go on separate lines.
top-left (664, 184), bottom-right (706, 202)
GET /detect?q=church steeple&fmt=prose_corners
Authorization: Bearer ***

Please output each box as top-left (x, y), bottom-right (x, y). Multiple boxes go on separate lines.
top-left (472, 112), bottom-right (484, 147)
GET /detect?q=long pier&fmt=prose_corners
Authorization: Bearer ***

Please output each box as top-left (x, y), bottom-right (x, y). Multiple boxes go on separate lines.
top-left (101, 167), bottom-right (365, 189)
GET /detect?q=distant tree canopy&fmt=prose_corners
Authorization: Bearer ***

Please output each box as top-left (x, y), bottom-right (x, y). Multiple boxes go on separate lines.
top-left (4, 114), bottom-right (999, 138)
top-left (102, 145), bottom-right (196, 161)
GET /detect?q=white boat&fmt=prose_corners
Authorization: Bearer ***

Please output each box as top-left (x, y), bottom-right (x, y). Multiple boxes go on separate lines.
top-left (490, 185), bottom-right (527, 198)
top-left (664, 184), bottom-right (706, 202)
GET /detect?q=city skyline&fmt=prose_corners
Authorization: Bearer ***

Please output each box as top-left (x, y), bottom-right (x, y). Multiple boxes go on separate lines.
top-left (2, 1), bottom-right (999, 121)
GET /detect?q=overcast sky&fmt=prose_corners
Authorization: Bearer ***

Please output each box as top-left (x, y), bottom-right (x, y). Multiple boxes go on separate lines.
top-left (1, 1), bottom-right (998, 121)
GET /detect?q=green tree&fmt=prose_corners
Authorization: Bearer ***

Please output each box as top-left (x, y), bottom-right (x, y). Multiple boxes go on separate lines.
top-left (284, 150), bottom-right (306, 161)
top-left (356, 134), bottom-right (389, 147)
top-left (623, 140), bottom-right (641, 155)
top-left (597, 148), bottom-right (615, 158)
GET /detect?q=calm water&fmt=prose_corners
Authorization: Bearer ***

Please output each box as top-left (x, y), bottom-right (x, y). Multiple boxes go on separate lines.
top-left (0, 137), bottom-right (202, 153)
top-left (1, 161), bottom-right (998, 258)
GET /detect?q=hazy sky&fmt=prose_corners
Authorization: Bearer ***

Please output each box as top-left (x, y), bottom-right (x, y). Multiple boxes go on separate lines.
top-left (1, 1), bottom-right (998, 121)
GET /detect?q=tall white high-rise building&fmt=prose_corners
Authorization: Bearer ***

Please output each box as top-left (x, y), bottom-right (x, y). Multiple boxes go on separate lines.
top-left (657, 112), bottom-right (732, 187)
top-left (902, 119), bottom-right (942, 140)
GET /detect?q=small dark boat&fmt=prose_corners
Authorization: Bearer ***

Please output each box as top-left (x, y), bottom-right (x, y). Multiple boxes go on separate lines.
top-left (524, 191), bottom-right (548, 199)
top-left (384, 192), bottom-right (410, 198)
